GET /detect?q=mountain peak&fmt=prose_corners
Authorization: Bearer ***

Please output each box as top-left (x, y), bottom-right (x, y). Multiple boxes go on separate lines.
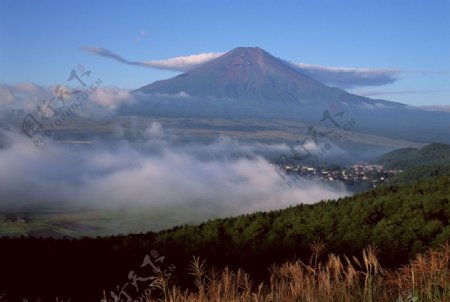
top-left (228, 46), bottom-right (266, 55)
top-left (230, 46), bottom-right (264, 51)
top-left (221, 47), bottom-right (277, 68)
top-left (135, 46), bottom-right (328, 103)
top-left (122, 48), bottom-right (450, 145)
top-left (133, 47), bottom-right (404, 110)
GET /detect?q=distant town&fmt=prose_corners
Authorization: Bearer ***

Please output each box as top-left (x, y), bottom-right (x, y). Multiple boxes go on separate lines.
top-left (276, 161), bottom-right (403, 191)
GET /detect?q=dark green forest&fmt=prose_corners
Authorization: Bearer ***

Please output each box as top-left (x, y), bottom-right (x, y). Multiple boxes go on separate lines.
top-left (375, 142), bottom-right (450, 186)
top-left (374, 143), bottom-right (450, 169)
top-left (384, 163), bottom-right (450, 186)
top-left (1, 172), bottom-right (449, 301)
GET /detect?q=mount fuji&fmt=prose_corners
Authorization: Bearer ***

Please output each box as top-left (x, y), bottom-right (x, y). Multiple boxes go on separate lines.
top-left (119, 47), bottom-right (450, 144)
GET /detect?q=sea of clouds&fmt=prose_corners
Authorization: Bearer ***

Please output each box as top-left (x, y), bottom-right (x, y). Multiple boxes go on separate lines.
top-left (0, 125), bottom-right (350, 221)
top-left (0, 82), bottom-right (352, 228)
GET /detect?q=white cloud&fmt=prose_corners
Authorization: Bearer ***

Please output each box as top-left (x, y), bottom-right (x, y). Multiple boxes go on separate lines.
top-left (0, 83), bottom-right (137, 116)
top-left (351, 89), bottom-right (450, 97)
top-left (82, 46), bottom-right (223, 71)
top-left (82, 46), bottom-right (448, 89)
top-left (419, 105), bottom-right (450, 112)
top-left (0, 82), bottom-right (52, 114)
top-left (81, 46), bottom-right (405, 88)
top-left (0, 85), bottom-right (15, 104)
top-left (0, 128), bottom-right (350, 229)
top-left (137, 90), bottom-right (192, 99)
top-left (89, 86), bottom-right (135, 110)
top-left (289, 62), bottom-right (401, 89)
top-left (144, 121), bottom-right (164, 138)
top-left (143, 52), bottom-right (223, 71)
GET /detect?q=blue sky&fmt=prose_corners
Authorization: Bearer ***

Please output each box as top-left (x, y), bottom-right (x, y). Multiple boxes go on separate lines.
top-left (0, 0), bottom-right (449, 106)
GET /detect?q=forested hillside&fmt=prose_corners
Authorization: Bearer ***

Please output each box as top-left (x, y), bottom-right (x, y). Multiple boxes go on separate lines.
top-left (374, 143), bottom-right (450, 169)
top-left (385, 163), bottom-right (450, 186)
top-left (375, 143), bottom-right (450, 186)
top-left (1, 174), bottom-right (449, 300)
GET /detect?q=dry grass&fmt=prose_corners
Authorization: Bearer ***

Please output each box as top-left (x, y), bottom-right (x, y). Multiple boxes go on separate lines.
top-left (100, 242), bottom-right (449, 301)
top-left (385, 242), bottom-right (450, 302)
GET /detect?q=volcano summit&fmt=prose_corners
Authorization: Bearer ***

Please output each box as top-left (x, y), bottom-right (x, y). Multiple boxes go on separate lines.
top-left (134, 47), bottom-right (403, 108)
top-left (119, 47), bottom-right (450, 144)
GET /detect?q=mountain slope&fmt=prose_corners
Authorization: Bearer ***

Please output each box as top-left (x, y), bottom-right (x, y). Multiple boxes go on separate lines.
top-left (135, 47), bottom-right (404, 109)
top-left (385, 164), bottom-right (450, 186)
top-left (121, 47), bottom-right (450, 144)
top-left (374, 143), bottom-right (450, 169)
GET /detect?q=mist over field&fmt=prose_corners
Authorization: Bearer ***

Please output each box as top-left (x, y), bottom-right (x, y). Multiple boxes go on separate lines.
top-left (0, 126), bottom-right (350, 223)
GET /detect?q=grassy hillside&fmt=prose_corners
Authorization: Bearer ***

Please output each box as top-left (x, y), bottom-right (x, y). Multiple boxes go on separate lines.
top-left (374, 143), bottom-right (450, 170)
top-left (1, 174), bottom-right (449, 300)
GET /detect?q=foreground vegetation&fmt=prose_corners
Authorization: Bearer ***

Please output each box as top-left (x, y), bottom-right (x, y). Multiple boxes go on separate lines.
top-left (106, 242), bottom-right (450, 302)
top-left (0, 174), bottom-right (449, 300)
top-left (3, 243), bottom-right (447, 301)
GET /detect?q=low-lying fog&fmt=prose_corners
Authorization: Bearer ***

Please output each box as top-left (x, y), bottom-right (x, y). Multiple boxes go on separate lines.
top-left (0, 124), bottom-right (351, 227)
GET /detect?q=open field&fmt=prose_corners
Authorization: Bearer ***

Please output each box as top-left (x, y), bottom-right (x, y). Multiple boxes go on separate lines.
top-left (0, 209), bottom-right (199, 237)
